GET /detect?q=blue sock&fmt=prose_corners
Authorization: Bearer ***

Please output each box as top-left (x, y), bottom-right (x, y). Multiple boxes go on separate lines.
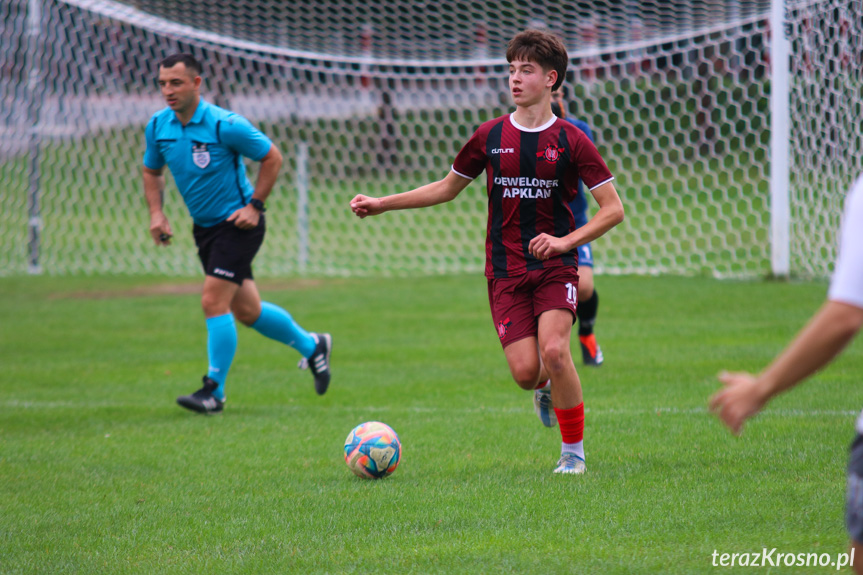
top-left (251, 302), bottom-right (316, 358)
top-left (206, 314), bottom-right (237, 400)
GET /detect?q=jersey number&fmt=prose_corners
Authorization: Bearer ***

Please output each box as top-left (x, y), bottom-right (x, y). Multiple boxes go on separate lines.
top-left (565, 282), bottom-right (577, 306)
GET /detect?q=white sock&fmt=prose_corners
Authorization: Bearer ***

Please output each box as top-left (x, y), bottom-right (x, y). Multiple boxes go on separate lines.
top-left (536, 379), bottom-right (551, 391)
top-left (562, 441), bottom-right (585, 461)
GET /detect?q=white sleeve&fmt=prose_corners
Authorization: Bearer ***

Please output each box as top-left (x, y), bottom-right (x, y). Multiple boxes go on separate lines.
top-left (828, 176), bottom-right (863, 309)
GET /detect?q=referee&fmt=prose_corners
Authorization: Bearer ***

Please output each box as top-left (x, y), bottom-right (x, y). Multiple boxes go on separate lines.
top-left (142, 53), bottom-right (332, 414)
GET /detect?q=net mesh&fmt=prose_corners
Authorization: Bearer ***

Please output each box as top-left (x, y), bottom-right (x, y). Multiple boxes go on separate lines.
top-left (786, 0), bottom-right (863, 277)
top-left (1, 0), bottom-right (859, 278)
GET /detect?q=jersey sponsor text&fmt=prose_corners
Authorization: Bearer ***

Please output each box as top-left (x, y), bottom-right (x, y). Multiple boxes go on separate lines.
top-left (502, 187), bottom-right (553, 199)
top-left (494, 176), bottom-right (559, 188)
top-left (496, 176), bottom-right (558, 200)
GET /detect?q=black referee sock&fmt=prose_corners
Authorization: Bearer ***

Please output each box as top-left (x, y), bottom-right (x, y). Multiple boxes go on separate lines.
top-left (577, 289), bottom-right (599, 337)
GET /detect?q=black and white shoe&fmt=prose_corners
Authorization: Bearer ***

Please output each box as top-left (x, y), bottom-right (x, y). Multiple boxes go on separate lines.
top-left (177, 376), bottom-right (225, 414)
top-left (298, 333), bottom-right (332, 395)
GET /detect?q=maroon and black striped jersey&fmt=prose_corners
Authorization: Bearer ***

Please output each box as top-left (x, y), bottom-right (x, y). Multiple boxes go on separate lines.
top-left (452, 114), bottom-right (614, 279)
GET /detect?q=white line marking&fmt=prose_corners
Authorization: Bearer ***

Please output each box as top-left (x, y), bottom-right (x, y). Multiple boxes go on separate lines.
top-left (0, 400), bottom-right (856, 418)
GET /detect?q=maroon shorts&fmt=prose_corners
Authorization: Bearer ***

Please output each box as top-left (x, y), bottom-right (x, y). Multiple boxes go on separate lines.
top-left (487, 266), bottom-right (579, 349)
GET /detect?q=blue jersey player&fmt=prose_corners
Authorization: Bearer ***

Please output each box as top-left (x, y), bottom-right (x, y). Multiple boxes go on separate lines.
top-left (552, 87), bottom-right (603, 366)
top-left (142, 53), bottom-right (332, 414)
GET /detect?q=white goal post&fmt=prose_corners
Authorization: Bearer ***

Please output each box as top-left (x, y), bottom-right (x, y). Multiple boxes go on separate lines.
top-left (1, 0), bottom-right (860, 279)
top-left (770, 0), bottom-right (792, 277)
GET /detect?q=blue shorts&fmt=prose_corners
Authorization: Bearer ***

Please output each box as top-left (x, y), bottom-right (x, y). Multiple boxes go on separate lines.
top-left (577, 243), bottom-right (594, 268)
top-left (573, 215), bottom-right (594, 268)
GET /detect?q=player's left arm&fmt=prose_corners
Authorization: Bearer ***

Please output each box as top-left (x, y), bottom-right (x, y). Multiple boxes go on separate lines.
top-left (227, 144), bottom-right (283, 229)
top-left (529, 181), bottom-right (624, 261)
top-left (223, 115), bottom-right (283, 229)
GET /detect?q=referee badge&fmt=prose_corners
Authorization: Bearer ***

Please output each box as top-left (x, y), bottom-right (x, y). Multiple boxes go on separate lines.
top-left (192, 142), bottom-right (210, 169)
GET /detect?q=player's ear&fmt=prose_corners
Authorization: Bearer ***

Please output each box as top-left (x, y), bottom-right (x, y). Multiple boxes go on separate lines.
top-left (546, 69), bottom-right (558, 90)
top-left (193, 75), bottom-right (202, 89)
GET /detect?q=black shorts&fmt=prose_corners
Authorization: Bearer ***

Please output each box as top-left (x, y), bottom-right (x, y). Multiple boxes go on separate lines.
top-left (193, 215), bottom-right (265, 285)
top-left (847, 434), bottom-right (863, 542)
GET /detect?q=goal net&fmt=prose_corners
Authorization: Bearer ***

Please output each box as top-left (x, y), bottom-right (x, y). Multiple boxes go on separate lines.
top-left (1, 0), bottom-right (859, 278)
top-left (785, 0), bottom-right (863, 278)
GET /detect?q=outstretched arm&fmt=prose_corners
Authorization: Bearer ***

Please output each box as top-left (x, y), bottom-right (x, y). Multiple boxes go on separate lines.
top-left (350, 171), bottom-right (473, 218)
top-left (142, 165), bottom-right (172, 245)
top-left (710, 300), bottom-right (863, 434)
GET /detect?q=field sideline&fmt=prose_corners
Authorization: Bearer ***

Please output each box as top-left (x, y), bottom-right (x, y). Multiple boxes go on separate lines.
top-left (1, 273), bottom-right (861, 574)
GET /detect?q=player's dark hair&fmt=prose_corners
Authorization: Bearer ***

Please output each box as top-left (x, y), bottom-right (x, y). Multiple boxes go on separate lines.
top-left (506, 29), bottom-right (568, 91)
top-left (556, 84), bottom-right (570, 100)
top-left (551, 101), bottom-right (564, 119)
top-left (551, 84), bottom-right (570, 118)
top-left (159, 53), bottom-right (203, 77)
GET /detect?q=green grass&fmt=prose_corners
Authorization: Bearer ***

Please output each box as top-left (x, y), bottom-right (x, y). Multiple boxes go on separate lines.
top-left (1, 273), bottom-right (861, 573)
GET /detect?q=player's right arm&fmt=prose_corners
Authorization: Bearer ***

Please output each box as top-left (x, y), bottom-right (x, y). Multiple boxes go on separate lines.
top-left (142, 166), bottom-right (173, 246)
top-left (350, 171), bottom-right (472, 218)
top-left (351, 120), bottom-right (490, 218)
top-left (142, 116), bottom-right (172, 246)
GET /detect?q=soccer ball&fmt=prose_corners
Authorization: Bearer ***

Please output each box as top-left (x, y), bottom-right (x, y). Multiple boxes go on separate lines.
top-left (343, 421), bottom-right (401, 479)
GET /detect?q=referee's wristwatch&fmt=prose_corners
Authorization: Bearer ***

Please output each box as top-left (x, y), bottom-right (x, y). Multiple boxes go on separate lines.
top-left (248, 198), bottom-right (266, 212)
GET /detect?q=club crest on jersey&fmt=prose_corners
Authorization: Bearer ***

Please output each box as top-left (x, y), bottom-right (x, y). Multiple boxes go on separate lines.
top-left (537, 143), bottom-right (564, 163)
top-left (497, 317), bottom-right (513, 339)
top-left (192, 142), bottom-right (210, 168)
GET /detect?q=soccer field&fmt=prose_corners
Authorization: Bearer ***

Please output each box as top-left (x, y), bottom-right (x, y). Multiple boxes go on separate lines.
top-left (1, 273), bottom-right (860, 574)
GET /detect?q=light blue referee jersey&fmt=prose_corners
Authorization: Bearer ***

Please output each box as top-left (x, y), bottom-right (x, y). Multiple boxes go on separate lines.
top-left (143, 98), bottom-right (273, 227)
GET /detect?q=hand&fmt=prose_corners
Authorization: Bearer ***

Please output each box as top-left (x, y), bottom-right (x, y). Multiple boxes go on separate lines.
top-left (528, 233), bottom-right (569, 261)
top-left (350, 195), bottom-right (385, 218)
top-left (227, 205), bottom-right (260, 230)
top-left (149, 213), bottom-right (173, 246)
top-left (709, 371), bottom-right (770, 435)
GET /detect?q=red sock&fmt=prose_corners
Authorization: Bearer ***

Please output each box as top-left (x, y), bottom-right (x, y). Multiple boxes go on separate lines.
top-left (534, 378), bottom-right (550, 390)
top-left (555, 403), bottom-right (585, 444)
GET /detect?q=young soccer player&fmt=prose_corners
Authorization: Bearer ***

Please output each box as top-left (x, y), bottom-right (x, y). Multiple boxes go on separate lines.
top-left (142, 53), bottom-right (332, 414)
top-left (350, 30), bottom-right (624, 473)
top-left (552, 86), bottom-right (603, 367)
top-left (711, 175), bottom-right (863, 573)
